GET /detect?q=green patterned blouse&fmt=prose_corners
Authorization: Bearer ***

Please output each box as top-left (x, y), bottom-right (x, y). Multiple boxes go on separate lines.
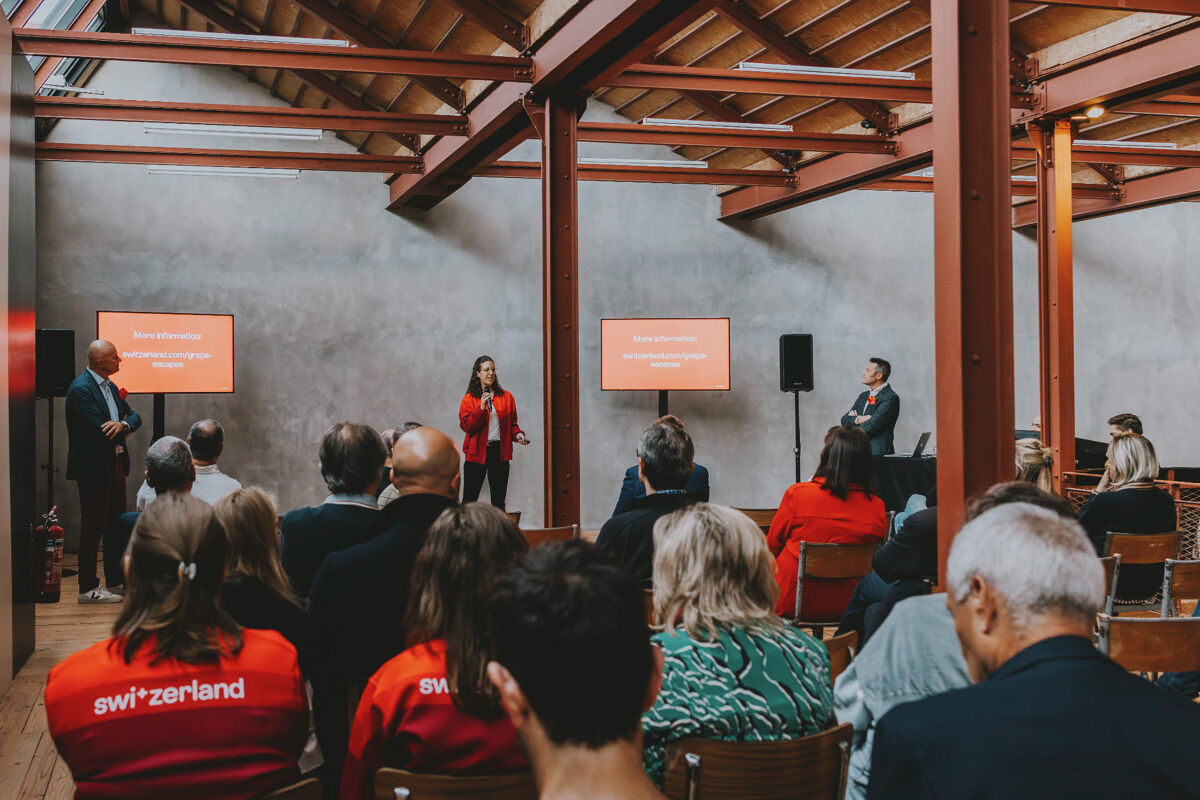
top-left (641, 622), bottom-right (835, 786)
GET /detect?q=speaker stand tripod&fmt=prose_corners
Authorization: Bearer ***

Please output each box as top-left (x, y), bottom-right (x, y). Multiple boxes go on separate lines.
top-left (791, 390), bottom-right (803, 484)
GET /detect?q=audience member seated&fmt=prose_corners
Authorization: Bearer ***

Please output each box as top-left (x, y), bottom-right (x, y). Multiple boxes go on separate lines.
top-left (377, 421), bottom-right (423, 510)
top-left (642, 503), bottom-right (833, 786)
top-left (868, 502), bottom-right (1200, 800)
top-left (767, 426), bottom-right (885, 618)
top-left (1014, 437), bottom-right (1053, 491)
top-left (44, 494), bottom-right (308, 799)
top-left (836, 482), bottom-right (1073, 800)
top-left (597, 422), bottom-right (698, 586)
top-left (613, 415), bottom-right (710, 515)
top-left (280, 422), bottom-right (385, 599)
top-left (1092, 412), bottom-right (1145, 494)
top-left (307, 426), bottom-right (460, 784)
top-left (835, 487), bottom-right (937, 645)
top-left (342, 504), bottom-right (529, 798)
top-left (114, 435), bottom-right (196, 588)
top-left (1077, 432), bottom-right (1175, 601)
top-left (137, 419), bottom-right (241, 509)
top-left (487, 541), bottom-right (667, 800)
top-left (214, 487), bottom-right (314, 674)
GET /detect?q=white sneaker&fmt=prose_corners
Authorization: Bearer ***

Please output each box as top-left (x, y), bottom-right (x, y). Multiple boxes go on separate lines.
top-left (107, 584), bottom-right (126, 596)
top-left (79, 586), bottom-right (123, 604)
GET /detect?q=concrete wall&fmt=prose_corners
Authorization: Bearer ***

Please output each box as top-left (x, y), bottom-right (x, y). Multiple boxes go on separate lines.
top-left (35, 52), bottom-right (1200, 538)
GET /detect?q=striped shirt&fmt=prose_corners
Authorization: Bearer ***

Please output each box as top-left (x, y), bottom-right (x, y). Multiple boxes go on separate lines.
top-left (642, 623), bottom-right (835, 785)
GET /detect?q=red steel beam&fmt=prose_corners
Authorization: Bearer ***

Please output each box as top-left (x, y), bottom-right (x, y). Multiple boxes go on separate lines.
top-left (715, 0), bottom-right (894, 130)
top-left (35, 142), bottom-right (424, 172)
top-left (1033, 121), bottom-right (1077, 494)
top-left (542, 96), bottom-right (580, 527)
top-left (908, 0), bottom-right (1035, 81)
top-left (476, 160), bottom-right (795, 185)
top-left (1012, 166), bottom-right (1200, 226)
top-left (33, 96), bottom-right (470, 135)
top-left (1032, 0), bottom-right (1198, 13)
top-left (1016, 23), bottom-right (1200, 124)
top-left (720, 121), bottom-right (934, 219)
top-left (932, 0), bottom-right (1014, 578)
top-left (1115, 95), bottom-right (1200, 116)
top-left (866, 175), bottom-right (1120, 199)
top-left (388, 0), bottom-right (721, 210)
top-left (608, 63), bottom-right (934, 103)
top-left (1012, 140), bottom-right (1200, 168)
top-left (14, 29), bottom-right (533, 81)
top-left (440, 0), bottom-right (529, 52)
top-left (575, 121), bottom-right (896, 153)
top-left (287, 0), bottom-right (465, 109)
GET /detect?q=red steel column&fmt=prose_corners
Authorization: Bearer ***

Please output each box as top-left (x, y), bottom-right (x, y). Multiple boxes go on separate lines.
top-left (541, 95), bottom-right (581, 526)
top-left (1035, 120), bottom-right (1077, 493)
top-left (932, 0), bottom-right (1015, 581)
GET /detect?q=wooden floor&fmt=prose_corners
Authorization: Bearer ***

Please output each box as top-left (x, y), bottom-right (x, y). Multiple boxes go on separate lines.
top-left (1, 555), bottom-right (120, 800)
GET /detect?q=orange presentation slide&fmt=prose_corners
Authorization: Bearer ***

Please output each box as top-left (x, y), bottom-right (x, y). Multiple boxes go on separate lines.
top-left (601, 318), bottom-right (730, 391)
top-left (98, 312), bottom-right (234, 394)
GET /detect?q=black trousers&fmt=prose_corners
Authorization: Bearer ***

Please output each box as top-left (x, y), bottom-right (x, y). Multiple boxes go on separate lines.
top-left (463, 441), bottom-right (510, 509)
top-left (76, 452), bottom-right (128, 592)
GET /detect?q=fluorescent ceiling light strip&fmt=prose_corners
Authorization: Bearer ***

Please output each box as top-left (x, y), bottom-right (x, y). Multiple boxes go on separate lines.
top-left (904, 167), bottom-right (934, 178)
top-left (639, 117), bottom-right (793, 132)
top-left (1011, 175), bottom-right (1036, 182)
top-left (579, 157), bottom-right (708, 169)
top-left (736, 62), bottom-right (916, 81)
top-left (131, 27), bottom-right (351, 46)
top-left (40, 76), bottom-right (104, 96)
top-left (143, 122), bottom-right (322, 141)
top-left (1074, 138), bottom-right (1177, 149)
top-left (146, 165), bottom-right (300, 178)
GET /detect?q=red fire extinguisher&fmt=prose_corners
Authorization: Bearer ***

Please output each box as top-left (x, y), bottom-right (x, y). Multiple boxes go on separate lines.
top-left (37, 506), bottom-right (63, 603)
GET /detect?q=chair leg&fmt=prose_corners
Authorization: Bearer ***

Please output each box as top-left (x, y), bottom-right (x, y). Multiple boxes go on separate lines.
top-left (814, 626), bottom-right (824, 639)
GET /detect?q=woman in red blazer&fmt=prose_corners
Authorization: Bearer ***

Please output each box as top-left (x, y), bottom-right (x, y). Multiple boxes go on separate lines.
top-left (767, 425), bottom-right (886, 620)
top-left (458, 355), bottom-right (528, 509)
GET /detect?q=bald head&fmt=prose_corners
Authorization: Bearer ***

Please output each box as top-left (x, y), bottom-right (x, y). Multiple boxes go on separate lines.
top-left (391, 426), bottom-right (461, 499)
top-left (87, 340), bottom-right (121, 378)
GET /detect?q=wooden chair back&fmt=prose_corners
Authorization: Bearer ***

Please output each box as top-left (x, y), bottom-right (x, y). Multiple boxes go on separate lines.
top-left (520, 524), bottom-right (579, 549)
top-left (734, 508), bottom-right (776, 534)
top-left (1162, 559), bottom-right (1200, 616)
top-left (789, 542), bottom-right (878, 635)
top-left (1098, 614), bottom-right (1200, 673)
top-left (644, 588), bottom-right (656, 626)
top-left (375, 769), bottom-right (537, 800)
top-left (662, 723), bottom-right (853, 800)
top-left (1099, 555), bottom-right (1120, 617)
top-left (1102, 531), bottom-right (1180, 564)
top-left (823, 631), bottom-right (857, 682)
top-left (262, 778), bottom-right (321, 799)
top-left (504, 511), bottom-right (521, 526)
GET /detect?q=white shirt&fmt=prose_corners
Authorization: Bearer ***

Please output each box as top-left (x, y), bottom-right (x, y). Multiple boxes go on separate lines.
top-left (486, 396), bottom-right (501, 442)
top-left (87, 368), bottom-right (121, 421)
top-left (869, 382), bottom-right (889, 399)
top-left (136, 463), bottom-right (243, 510)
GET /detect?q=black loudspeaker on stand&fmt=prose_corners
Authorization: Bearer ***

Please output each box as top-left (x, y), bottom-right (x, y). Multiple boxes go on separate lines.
top-left (36, 329), bottom-right (75, 508)
top-left (780, 334), bottom-right (814, 484)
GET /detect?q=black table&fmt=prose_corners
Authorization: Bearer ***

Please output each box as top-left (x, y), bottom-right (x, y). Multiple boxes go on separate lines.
top-left (872, 455), bottom-right (937, 512)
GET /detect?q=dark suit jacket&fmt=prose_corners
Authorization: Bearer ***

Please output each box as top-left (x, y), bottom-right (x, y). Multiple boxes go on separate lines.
top-left (869, 635), bottom-right (1200, 800)
top-left (222, 572), bottom-right (315, 678)
top-left (613, 463), bottom-right (710, 516)
top-left (841, 385), bottom-right (899, 455)
top-left (280, 501), bottom-right (378, 600)
top-left (873, 506), bottom-right (937, 582)
top-left (597, 492), bottom-right (698, 587)
top-left (307, 493), bottom-right (457, 681)
top-left (65, 370), bottom-right (142, 484)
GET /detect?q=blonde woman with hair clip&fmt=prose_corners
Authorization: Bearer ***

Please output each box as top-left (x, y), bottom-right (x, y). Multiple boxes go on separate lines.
top-left (1077, 433), bottom-right (1176, 601)
top-left (641, 503), bottom-right (834, 787)
top-left (43, 493), bottom-right (308, 799)
top-left (1015, 438), bottom-right (1054, 493)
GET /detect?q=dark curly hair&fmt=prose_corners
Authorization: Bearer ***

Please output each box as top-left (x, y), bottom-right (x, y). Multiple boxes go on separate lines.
top-left (466, 355), bottom-right (505, 398)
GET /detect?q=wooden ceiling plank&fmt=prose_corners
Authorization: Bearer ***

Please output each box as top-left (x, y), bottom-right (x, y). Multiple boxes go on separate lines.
top-left (439, 0), bottom-right (528, 51)
top-left (716, 0), bottom-right (895, 130)
top-left (288, 0), bottom-right (465, 109)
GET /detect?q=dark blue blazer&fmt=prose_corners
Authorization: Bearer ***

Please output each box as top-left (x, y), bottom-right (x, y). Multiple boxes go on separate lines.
top-left (65, 370), bottom-right (142, 484)
top-left (280, 501), bottom-right (378, 600)
top-left (841, 385), bottom-right (899, 455)
top-left (613, 463), bottom-right (709, 516)
top-left (869, 635), bottom-right (1200, 800)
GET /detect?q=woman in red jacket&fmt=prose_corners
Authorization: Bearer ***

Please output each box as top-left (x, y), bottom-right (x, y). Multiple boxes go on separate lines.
top-left (44, 494), bottom-right (308, 799)
top-left (342, 503), bottom-right (530, 798)
top-left (767, 425), bottom-right (886, 620)
top-left (458, 355), bottom-right (528, 509)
